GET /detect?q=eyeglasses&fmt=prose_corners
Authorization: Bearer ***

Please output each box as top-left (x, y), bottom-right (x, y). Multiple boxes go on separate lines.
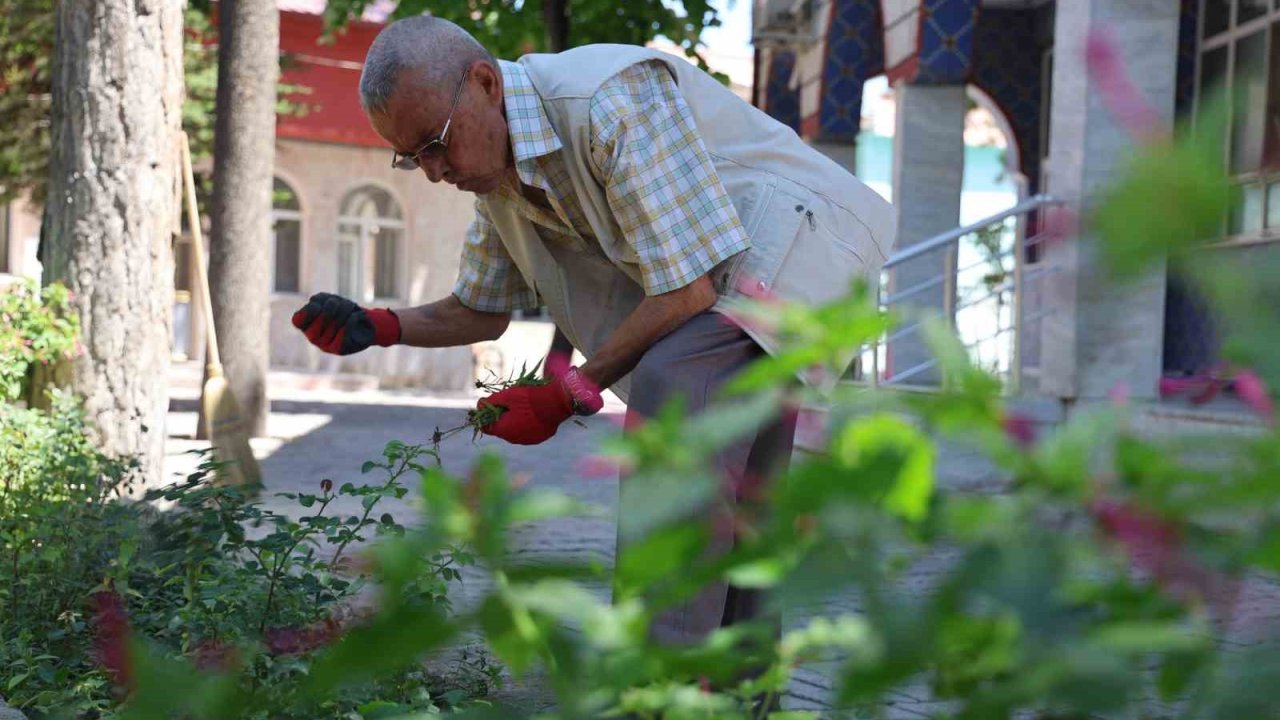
top-left (390, 67), bottom-right (471, 171)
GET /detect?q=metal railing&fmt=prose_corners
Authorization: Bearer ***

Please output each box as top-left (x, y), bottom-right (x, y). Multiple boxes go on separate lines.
top-left (862, 193), bottom-right (1064, 393)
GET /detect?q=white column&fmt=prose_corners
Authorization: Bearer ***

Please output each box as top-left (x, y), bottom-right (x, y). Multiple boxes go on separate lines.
top-left (1039, 0), bottom-right (1180, 401)
top-left (887, 82), bottom-right (967, 384)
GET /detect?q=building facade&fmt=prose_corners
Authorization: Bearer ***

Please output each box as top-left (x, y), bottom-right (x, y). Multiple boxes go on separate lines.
top-left (753, 0), bottom-right (1279, 406)
top-left (0, 6), bottom-right (481, 391)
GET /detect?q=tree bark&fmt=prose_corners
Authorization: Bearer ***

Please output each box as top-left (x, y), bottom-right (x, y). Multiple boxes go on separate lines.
top-left (42, 0), bottom-right (184, 485)
top-left (542, 0), bottom-right (569, 52)
top-left (208, 0), bottom-right (279, 438)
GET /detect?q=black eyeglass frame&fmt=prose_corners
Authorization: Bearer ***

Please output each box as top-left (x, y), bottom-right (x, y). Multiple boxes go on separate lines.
top-left (390, 67), bottom-right (472, 171)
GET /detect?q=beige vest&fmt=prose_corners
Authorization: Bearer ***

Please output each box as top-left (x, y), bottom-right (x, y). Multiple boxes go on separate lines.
top-left (480, 45), bottom-right (896, 401)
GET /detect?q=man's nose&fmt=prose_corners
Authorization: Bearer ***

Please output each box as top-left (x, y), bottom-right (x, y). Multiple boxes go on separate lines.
top-left (420, 155), bottom-right (447, 183)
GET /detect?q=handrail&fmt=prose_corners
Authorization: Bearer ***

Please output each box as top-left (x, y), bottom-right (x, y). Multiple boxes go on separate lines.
top-left (883, 194), bottom-right (1061, 269)
top-left (867, 193), bottom-right (1065, 394)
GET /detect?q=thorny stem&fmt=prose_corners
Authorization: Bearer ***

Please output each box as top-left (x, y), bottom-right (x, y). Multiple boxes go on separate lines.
top-left (330, 454), bottom-right (411, 568)
top-left (260, 492), bottom-right (334, 634)
top-left (10, 545), bottom-right (18, 627)
top-left (753, 688), bottom-right (776, 720)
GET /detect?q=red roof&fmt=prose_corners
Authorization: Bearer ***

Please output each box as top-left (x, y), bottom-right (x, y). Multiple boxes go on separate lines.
top-left (277, 9), bottom-right (388, 148)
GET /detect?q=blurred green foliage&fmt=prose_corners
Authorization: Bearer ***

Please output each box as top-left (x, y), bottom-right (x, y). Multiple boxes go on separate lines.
top-left (324, 0), bottom-right (728, 79)
top-left (0, 279), bottom-right (78, 404)
top-left (0, 3), bottom-right (307, 207)
top-left (112, 93), bottom-right (1280, 720)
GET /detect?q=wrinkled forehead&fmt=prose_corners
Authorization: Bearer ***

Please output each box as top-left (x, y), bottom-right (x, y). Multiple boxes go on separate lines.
top-left (367, 74), bottom-right (453, 150)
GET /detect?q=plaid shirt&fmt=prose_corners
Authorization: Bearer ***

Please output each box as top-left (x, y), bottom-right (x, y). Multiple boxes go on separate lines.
top-left (453, 59), bottom-right (751, 312)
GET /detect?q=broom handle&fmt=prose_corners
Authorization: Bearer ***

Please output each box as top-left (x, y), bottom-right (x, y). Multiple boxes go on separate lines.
top-left (180, 132), bottom-right (223, 374)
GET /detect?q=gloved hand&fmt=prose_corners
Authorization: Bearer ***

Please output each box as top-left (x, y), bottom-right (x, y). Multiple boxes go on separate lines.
top-left (291, 292), bottom-right (400, 356)
top-left (477, 368), bottom-right (603, 446)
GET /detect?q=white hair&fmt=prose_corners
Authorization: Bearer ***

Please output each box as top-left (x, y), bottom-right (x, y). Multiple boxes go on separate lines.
top-left (359, 15), bottom-right (495, 114)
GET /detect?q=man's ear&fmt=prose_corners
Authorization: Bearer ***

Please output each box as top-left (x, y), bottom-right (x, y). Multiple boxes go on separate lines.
top-left (472, 60), bottom-right (503, 106)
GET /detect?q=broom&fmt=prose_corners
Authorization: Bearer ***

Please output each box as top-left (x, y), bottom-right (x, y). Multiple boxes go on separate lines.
top-left (180, 132), bottom-right (263, 488)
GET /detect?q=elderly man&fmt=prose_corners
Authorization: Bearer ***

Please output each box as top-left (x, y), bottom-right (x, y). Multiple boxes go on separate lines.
top-left (292, 16), bottom-right (893, 643)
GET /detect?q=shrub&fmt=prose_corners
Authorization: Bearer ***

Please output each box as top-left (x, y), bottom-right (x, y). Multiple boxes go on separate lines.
top-left (0, 280), bottom-right (78, 405)
top-left (0, 399), bottom-right (492, 719)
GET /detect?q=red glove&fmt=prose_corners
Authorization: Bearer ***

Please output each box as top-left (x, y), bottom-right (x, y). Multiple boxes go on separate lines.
top-left (291, 292), bottom-right (400, 355)
top-left (477, 368), bottom-right (603, 446)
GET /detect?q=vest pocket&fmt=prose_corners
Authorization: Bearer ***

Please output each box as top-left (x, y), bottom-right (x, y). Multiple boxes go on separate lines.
top-left (770, 193), bottom-right (877, 309)
top-left (731, 181), bottom-right (809, 296)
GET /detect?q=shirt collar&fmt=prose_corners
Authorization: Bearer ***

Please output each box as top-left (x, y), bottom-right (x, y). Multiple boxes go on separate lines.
top-left (500, 60), bottom-right (562, 187)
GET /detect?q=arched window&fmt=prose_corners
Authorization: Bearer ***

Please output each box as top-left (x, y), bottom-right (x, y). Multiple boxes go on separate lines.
top-left (337, 185), bottom-right (404, 302)
top-left (272, 178), bottom-right (302, 293)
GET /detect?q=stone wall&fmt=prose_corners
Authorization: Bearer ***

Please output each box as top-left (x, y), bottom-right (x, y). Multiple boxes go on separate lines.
top-left (268, 138), bottom-right (476, 390)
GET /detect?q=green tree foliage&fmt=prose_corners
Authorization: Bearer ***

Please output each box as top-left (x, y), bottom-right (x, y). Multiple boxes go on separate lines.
top-left (0, 4), bottom-right (306, 207)
top-left (0, 4), bottom-right (217, 206)
top-left (0, 1), bottom-right (52, 206)
top-left (323, 0), bottom-right (725, 69)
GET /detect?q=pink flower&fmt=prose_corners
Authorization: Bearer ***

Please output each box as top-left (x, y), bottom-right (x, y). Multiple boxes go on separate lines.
top-left (794, 407), bottom-right (824, 439)
top-left (734, 273), bottom-right (781, 302)
top-left (1159, 373), bottom-right (1226, 404)
top-left (192, 640), bottom-right (236, 670)
top-left (718, 306), bottom-right (779, 336)
top-left (1233, 370), bottom-right (1275, 423)
top-left (1001, 412), bottom-right (1037, 448)
top-left (577, 454), bottom-right (628, 478)
top-left (1035, 206), bottom-right (1079, 250)
top-left (1085, 30), bottom-right (1169, 142)
top-left (265, 617), bottom-right (343, 656)
top-left (91, 590), bottom-right (133, 690)
top-left (733, 471), bottom-right (770, 502)
top-left (623, 411), bottom-right (649, 433)
top-left (1091, 498), bottom-right (1237, 614)
top-left (1108, 382), bottom-right (1130, 407)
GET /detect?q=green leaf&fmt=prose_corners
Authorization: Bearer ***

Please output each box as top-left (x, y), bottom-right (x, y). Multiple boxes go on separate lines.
top-left (303, 604), bottom-right (454, 696)
top-left (478, 594), bottom-right (540, 676)
top-left (361, 461), bottom-right (378, 474)
top-left (1094, 101), bottom-right (1236, 278)
top-left (614, 523), bottom-right (707, 598)
top-left (356, 700), bottom-right (411, 718)
top-left (1089, 621), bottom-right (1208, 655)
top-left (830, 414), bottom-right (935, 523)
top-left (1158, 648), bottom-right (1210, 700)
top-left (725, 556), bottom-right (791, 589)
top-left (507, 490), bottom-right (591, 525)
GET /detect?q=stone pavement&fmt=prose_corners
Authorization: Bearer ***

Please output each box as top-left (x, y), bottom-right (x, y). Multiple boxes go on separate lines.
top-left (162, 378), bottom-right (1280, 717)
top-left (162, 375), bottom-right (1000, 716)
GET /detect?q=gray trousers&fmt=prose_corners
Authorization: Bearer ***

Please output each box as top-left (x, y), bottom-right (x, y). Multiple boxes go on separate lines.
top-left (621, 311), bottom-right (797, 644)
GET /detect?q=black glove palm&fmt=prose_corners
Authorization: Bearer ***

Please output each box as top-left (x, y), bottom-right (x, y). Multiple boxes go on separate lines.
top-left (291, 292), bottom-right (398, 356)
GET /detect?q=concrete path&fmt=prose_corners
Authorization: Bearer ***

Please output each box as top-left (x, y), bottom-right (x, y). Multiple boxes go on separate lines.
top-left (162, 375), bottom-right (992, 716)
top-left (161, 376), bottom-right (1280, 717)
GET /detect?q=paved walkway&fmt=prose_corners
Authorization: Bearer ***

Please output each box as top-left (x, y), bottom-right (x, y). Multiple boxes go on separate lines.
top-left (162, 377), bottom-right (1280, 717)
top-left (162, 375), bottom-right (990, 716)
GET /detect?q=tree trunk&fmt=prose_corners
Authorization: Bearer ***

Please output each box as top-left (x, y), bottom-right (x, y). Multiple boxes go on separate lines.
top-left (208, 0), bottom-right (279, 438)
top-left (42, 0), bottom-right (184, 485)
top-left (542, 0), bottom-right (569, 52)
